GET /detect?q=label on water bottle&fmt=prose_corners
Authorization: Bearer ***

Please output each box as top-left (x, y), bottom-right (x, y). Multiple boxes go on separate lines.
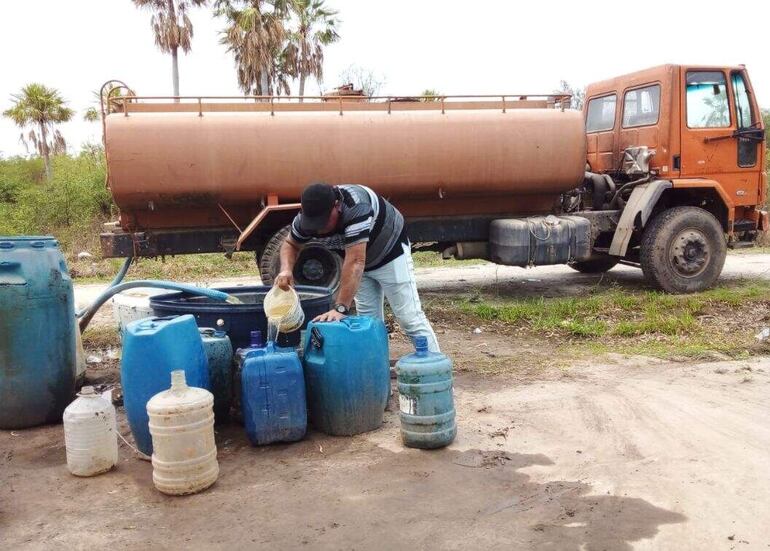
top-left (399, 394), bottom-right (416, 415)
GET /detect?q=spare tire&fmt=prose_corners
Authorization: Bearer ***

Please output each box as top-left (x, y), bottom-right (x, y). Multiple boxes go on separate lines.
top-left (257, 226), bottom-right (343, 292)
top-left (568, 256), bottom-right (619, 273)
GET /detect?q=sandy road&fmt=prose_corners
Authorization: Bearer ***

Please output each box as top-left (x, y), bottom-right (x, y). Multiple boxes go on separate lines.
top-left (2, 355), bottom-right (769, 549)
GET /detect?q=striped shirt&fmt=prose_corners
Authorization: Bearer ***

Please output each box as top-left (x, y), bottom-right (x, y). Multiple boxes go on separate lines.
top-left (290, 184), bottom-right (407, 270)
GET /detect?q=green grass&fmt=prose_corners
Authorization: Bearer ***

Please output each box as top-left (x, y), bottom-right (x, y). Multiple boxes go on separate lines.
top-left (72, 249), bottom-right (483, 284)
top-left (71, 252), bottom-right (258, 284)
top-left (411, 251), bottom-right (487, 268)
top-left (430, 279), bottom-right (770, 360)
top-left (454, 281), bottom-right (770, 339)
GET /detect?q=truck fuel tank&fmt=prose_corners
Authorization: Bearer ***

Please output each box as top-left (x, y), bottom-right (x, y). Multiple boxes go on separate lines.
top-left (489, 215), bottom-right (592, 267)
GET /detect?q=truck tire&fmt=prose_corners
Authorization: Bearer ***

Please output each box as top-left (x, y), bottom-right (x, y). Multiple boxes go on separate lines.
top-left (568, 256), bottom-right (619, 273)
top-left (257, 226), bottom-right (343, 291)
top-left (640, 206), bottom-right (726, 293)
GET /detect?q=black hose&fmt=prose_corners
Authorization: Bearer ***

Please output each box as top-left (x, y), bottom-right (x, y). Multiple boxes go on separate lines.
top-left (608, 176), bottom-right (651, 209)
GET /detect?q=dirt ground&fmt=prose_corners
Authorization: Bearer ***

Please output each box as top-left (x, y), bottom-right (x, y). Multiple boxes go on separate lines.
top-left (3, 257), bottom-right (770, 550)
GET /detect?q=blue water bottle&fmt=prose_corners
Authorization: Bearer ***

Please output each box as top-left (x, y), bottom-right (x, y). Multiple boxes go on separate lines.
top-left (395, 336), bottom-right (457, 449)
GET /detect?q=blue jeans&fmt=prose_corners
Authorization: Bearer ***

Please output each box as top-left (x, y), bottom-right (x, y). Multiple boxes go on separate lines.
top-left (355, 243), bottom-right (440, 352)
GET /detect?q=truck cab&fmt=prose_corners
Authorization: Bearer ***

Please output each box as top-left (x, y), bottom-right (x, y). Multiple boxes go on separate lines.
top-left (581, 64), bottom-right (767, 291)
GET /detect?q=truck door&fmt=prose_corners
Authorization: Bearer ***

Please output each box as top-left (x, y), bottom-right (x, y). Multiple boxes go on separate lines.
top-left (585, 93), bottom-right (618, 171)
top-left (680, 69), bottom-right (762, 206)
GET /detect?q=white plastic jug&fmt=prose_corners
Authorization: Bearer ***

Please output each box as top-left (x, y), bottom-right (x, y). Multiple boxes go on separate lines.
top-left (63, 386), bottom-right (118, 477)
top-left (147, 370), bottom-right (218, 495)
top-left (264, 285), bottom-right (305, 333)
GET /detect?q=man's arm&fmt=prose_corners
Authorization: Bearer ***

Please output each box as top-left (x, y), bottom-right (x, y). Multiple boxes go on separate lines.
top-left (275, 236), bottom-right (302, 290)
top-left (313, 242), bottom-right (366, 322)
top-left (336, 242), bottom-right (367, 307)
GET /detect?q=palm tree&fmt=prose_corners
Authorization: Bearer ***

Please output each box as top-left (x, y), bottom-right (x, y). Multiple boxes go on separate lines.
top-left (132, 0), bottom-right (207, 97)
top-left (3, 84), bottom-right (74, 180)
top-left (286, 0), bottom-right (339, 100)
top-left (215, 0), bottom-right (291, 96)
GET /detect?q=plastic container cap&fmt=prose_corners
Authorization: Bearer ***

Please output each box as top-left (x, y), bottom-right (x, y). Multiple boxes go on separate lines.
top-left (415, 336), bottom-right (429, 355)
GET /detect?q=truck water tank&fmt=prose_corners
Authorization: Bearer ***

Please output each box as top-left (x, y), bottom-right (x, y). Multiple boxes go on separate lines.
top-left (63, 386), bottom-right (118, 476)
top-left (0, 236), bottom-right (76, 429)
top-left (396, 336), bottom-right (457, 449)
top-left (241, 332), bottom-right (307, 445)
top-left (105, 108), bottom-right (587, 229)
top-left (302, 317), bottom-right (390, 436)
top-left (121, 315), bottom-right (210, 455)
top-left (147, 370), bottom-right (218, 495)
top-left (199, 326), bottom-right (234, 423)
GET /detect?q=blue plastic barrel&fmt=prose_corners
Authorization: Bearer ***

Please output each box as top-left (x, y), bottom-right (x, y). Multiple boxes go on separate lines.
top-left (396, 336), bottom-right (457, 449)
top-left (302, 317), bottom-right (390, 436)
top-left (241, 331), bottom-right (306, 445)
top-left (0, 236), bottom-right (76, 429)
top-left (121, 315), bottom-right (209, 455)
top-left (199, 327), bottom-right (234, 423)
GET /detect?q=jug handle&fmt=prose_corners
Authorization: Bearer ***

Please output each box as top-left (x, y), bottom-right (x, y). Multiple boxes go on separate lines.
top-left (310, 326), bottom-right (324, 349)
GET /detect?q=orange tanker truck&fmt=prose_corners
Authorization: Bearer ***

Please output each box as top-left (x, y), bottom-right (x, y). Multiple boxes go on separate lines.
top-left (100, 64), bottom-right (767, 293)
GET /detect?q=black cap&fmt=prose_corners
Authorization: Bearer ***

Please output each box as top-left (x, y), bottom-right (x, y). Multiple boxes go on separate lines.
top-left (299, 182), bottom-right (337, 232)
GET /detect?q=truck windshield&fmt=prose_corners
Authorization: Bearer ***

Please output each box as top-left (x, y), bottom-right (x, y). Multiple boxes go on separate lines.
top-left (686, 71), bottom-right (730, 128)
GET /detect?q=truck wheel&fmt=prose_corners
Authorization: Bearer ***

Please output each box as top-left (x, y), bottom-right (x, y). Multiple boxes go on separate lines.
top-left (257, 226), bottom-right (343, 291)
top-left (569, 256), bottom-right (619, 273)
top-left (640, 206), bottom-right (726, 293)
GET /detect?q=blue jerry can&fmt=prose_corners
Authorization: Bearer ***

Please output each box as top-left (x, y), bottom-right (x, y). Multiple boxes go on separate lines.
top-left (0, 236), bottom-right (76, 429)
top-left (396, 336), bottom-right (457, 449)
top-left (121, 315), bottom-right (210, 455)
top-left (199, 327), bottom-right (234, 423)
top-left (302, 316), bottom-right (390, 436)
top-left (241, 332), bottom-right (306, 445)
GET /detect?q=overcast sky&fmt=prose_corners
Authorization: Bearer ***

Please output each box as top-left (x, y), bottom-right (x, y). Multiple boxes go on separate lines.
top-left (1, 0), bottom-right (768, 157)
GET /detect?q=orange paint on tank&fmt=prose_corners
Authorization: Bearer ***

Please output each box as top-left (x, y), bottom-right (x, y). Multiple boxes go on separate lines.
top-left (105, 107), bottom-right (586, 226)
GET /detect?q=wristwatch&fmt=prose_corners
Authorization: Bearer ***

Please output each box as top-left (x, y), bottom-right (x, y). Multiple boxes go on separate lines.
top-left (334, 303), bottom-right (349, 315)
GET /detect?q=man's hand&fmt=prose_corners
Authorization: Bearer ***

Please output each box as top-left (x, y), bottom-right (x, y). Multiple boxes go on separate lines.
top-left (313, 309), bottom-right (347, 323)
top-left (275, 270), bottom-right (295, 290)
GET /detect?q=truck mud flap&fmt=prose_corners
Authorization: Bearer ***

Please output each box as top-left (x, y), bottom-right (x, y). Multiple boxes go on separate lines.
top-left (608, 180), bottom-right (672, 257)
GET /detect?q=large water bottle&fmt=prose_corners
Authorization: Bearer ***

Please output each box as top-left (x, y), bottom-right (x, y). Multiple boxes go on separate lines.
top-left (147, 370), bottom-right (218, 495)
top-left (63, 386), bottom-right (118, 476)
top-left (395, 336), bottom-right (457, 449)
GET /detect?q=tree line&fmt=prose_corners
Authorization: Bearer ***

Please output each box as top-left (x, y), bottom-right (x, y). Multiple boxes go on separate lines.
top-left (3, 0), bottom-right (340, 179)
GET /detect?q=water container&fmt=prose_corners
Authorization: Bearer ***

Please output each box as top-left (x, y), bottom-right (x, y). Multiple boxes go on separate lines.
top-left (121, 315), bottom-right (210, 456)
top-left (111, 287), bottom-right (166, 333)
top-left (396, 336), bottom-right (457, 449)
top-left (232, 330), bottom-right (264, 424)
top-left (147, 370), bottom-right (218, 495)
top-left (263, 285), bottom-right (305, 334)
top-left (241, 332), bottom-right (306, 445)
top-left (302, 317), bottom-right (390, 436)
top-left (199, 325), bottom-right (234, 423)
top-left (63, 386), bottom-right (118, 476)
top-left (0, 236), bottom-right (76, 429)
